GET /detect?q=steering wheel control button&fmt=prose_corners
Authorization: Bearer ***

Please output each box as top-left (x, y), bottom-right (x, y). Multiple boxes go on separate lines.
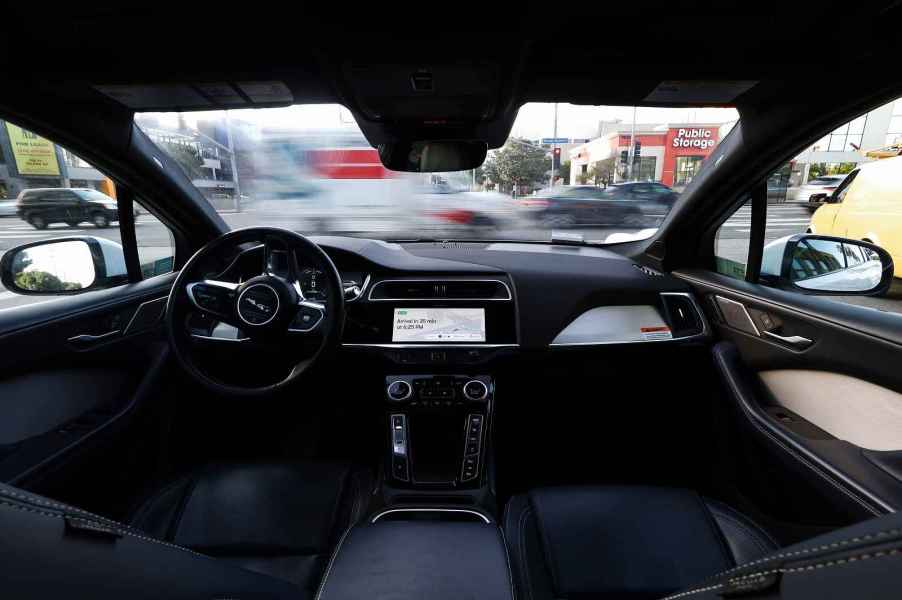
top-left (462, 380), bottom-right (489, 402)
top-left (387, 380), bottom-right (413, 401)
top-left (237, 284), bottom-right (280, 326)
top-left (291, 305), bottom-right (324, 332)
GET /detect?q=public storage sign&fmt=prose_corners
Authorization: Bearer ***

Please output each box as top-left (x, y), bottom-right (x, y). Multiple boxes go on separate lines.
top-left (5, 123), bottom-right (61, 176)
top-left (671, 128), bottom-right (717, 149)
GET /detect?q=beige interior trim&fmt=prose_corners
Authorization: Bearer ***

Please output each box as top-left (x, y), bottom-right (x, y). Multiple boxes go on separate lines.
top-left (759, 370), bottom-right (902, 451)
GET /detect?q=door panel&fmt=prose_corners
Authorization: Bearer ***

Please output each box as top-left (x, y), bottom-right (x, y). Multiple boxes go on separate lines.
top-left (677, 268), bottom-right (902, 527)
top-left (759, 370), bottom-right (902, 452)
top-left (0, 274), bottom-right (174, 490)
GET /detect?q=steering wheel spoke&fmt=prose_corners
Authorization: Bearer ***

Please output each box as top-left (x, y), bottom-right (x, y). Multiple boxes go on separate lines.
top-left (186, 279), bottom-right (241, 326)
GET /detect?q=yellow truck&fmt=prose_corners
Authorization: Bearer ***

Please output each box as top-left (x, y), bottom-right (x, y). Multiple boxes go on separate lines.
top-left (810, 155), bottom-right (902, 276)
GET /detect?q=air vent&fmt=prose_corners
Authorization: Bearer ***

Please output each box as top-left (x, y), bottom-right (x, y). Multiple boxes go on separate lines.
top-left (369, 279), bottom-right (511, 301)
top-left (660, 293), bottom-right (705, 338)
top-left (634, 264), bottom-right (663, 277)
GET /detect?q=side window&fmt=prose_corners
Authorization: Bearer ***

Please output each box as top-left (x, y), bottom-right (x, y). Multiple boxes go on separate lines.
top-left (713, 96), bottom-right (902, 315)
top-left (0, 118), bottom-right (176, 310)
top-left (714, 197), bottom-right (752, 280)
top-left (134, 200), bottom-right (175, 279)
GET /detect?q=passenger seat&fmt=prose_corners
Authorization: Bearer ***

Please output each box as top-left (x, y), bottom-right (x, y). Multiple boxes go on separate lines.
top-left (504, 486), bottom-right (777, 600)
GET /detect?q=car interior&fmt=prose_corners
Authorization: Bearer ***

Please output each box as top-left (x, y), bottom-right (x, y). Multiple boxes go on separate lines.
top-left (2, 3), bottom-right (902, 600)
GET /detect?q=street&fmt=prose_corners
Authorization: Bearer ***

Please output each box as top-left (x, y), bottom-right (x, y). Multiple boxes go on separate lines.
top-left (0, 202), bottom-right (899, 314)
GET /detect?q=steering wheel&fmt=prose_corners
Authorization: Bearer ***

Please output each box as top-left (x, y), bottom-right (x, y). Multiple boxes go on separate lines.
top-left (165, 227), bottom-right (344, 396)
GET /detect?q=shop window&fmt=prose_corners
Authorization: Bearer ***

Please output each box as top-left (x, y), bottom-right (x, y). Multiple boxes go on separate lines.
top-left (675, 156), bottom-right (704, 186)
top-left (636, 156), bottom-right (656, 181)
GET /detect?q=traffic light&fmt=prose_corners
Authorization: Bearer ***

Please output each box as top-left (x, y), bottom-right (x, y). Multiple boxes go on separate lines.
top-left (552, 146), bottom-right (561, 169)
top-left (633, 141), bottom-right (642, 164)
top-left (552, 147), bottom-right (561, 158)
top-left (620, 150), bottom-right (629, 164)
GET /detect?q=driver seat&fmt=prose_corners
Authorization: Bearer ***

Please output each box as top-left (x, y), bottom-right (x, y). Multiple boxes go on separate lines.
top-left (129, 461), bottom-right (371, 594)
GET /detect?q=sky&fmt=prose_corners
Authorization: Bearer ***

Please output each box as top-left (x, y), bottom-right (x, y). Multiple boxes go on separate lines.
top-left (141, 102), bottom-right (740, 143)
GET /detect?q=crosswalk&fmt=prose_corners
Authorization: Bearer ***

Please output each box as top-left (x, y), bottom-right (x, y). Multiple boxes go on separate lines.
top-left (720, 204), bottom-right (813, 238)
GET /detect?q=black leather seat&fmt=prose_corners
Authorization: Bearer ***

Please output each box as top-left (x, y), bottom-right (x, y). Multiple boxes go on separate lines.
top-left (130, 461), bottom-right (370, 596)
top-left (504, 486), bottom-right (778, 600)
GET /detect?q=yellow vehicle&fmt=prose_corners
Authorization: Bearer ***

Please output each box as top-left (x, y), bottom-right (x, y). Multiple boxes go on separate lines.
top-left (810, 155), bottom-right (902, 276)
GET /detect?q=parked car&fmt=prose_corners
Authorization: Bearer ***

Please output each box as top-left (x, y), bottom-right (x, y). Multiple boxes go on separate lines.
top-left (519, 182), bottom-right (678, 228)
top-left (16, 187), bottom-right (120, 229)
top-left (793, 174), bottom-right (848, 211)
top-left (809, 156), bottom-right (902, 276)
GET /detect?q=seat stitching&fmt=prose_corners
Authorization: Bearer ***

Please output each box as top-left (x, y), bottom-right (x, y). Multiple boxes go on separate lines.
top-left (0, 499), bottom-right (207, 559)
top-left (314, 522), bottom-right (354, 600)
top-left (699, 526), bottom-right (902, 582)
top-left (498, 526), bottom-right (518, 600)
top-left (0, 487), bottom-right (127, 526)
top-left (518, 505), bottom-right (535, 600)
top-left (663, 546), bottom-right (901, 600)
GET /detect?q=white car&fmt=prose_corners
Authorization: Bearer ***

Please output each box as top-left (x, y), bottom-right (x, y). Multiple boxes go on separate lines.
top-left (792, 174), bottom-right (848, 210)
top-left (0, 200), bottom-right (17, 217)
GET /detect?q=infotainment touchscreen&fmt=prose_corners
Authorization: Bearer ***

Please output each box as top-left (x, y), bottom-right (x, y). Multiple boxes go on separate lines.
top-left (392, 308), bottom-right (486, 343)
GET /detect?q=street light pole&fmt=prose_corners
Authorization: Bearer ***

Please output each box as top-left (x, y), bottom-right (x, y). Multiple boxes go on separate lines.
top-left (628, 106), bottom-right (636, 182)
top-left (550, 102), bottom-right (558, 188)
top-left (225, 111), bottom-right (242, 213)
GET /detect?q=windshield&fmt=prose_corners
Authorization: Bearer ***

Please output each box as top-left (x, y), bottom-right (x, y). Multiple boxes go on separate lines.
top-left (136, 103), bottom-right (738, 243)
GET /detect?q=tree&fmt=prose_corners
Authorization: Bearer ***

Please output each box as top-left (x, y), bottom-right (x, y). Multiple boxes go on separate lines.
top-left (481, 138), bottom-right (549, 194)
top-left (558, 160), bottom-right (571, 185)
top-left (15, 270), bottom-right (81, 292)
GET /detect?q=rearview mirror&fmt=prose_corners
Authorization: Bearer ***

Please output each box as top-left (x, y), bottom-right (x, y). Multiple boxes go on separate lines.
top-left (0, 237), bottom-right (128, 295)
top-left (761, 234), bottom-right (893, 295)
top-left (378, 140), bottom-right (487, 172)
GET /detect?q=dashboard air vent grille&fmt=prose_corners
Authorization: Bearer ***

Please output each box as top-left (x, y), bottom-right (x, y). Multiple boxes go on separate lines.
top-left (660, 293), bottom-right (704, 338)
top-left (369, 279), bottom-right (511, 300)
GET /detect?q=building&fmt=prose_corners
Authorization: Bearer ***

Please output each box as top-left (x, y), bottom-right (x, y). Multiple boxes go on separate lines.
top-left (789, 96), bottom-right (902, 188)
top-left (568, 123), bottom-right (734, 190)
top-left (0, 119), bottom-right (115, 200)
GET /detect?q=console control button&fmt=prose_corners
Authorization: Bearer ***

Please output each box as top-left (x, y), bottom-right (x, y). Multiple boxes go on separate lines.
top-left (462, 380), bottom-right (489, 402)
top-left (387, 380), bottom-right (412, 401)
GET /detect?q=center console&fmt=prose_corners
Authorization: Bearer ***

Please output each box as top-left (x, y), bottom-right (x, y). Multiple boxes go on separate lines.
top-left (384, 374), bottom-right (493, 490)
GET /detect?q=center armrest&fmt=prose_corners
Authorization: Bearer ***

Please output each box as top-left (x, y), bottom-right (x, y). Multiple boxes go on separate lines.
top-left (317, 520), bottom-right (514, 600)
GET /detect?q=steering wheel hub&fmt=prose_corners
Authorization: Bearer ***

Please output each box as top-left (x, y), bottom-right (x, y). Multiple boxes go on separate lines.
top-left (237, 283), bottom-right (281, 326)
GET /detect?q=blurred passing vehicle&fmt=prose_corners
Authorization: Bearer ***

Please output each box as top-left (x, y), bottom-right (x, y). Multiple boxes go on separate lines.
top-left (416, 184), bottom-right (520, 232)
top-left (518, 182), bottom-right (678, 228)
top-left (810, 156), bottom-right (902, 276)
top-left (0, 199), bottom-right (17, 217)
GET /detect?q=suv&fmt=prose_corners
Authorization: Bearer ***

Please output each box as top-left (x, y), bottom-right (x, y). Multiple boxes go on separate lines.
top-left (519, 182), bottom-right (678, 228)
top-left (16, 187), bottom-right (119, 229)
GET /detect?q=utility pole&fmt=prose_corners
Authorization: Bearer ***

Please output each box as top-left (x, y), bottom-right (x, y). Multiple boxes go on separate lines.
top-left (225, 111), bottom-right (242, 212)
top-left (550, 102), bottom-right (559, 187)
top-left (627, 106), bottom-right (637, 181)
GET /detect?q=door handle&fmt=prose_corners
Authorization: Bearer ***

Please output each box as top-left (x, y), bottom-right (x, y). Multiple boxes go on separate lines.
top-left (67, 329), bottom-right (121, 349)
top-left (762, 330), bottom-right (813, 350)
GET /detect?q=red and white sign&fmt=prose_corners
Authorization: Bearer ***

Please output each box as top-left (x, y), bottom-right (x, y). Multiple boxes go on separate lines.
top-left (671, 128), bottom-right (717, 150)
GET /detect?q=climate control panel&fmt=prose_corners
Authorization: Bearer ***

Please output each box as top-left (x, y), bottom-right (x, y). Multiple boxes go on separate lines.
top-left (384, 375), bottom-right (493, 488)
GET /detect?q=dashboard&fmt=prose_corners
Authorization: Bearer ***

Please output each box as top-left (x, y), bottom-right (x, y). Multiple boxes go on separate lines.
top-left (200, 235), bottom-right (707, 363)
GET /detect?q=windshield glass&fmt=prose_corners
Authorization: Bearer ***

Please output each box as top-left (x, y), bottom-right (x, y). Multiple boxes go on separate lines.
top-left (136, 103), bottom-right (738, 243)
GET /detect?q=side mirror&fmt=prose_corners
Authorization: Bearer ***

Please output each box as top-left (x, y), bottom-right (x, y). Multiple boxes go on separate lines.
top-left (761, 234), bottom-right (893, 296)
top-left (0, 237), bottom-right (128, 295)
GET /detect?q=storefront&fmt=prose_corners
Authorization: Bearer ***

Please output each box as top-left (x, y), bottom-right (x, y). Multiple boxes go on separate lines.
top-left (569, 124), bottom-right (723, 189)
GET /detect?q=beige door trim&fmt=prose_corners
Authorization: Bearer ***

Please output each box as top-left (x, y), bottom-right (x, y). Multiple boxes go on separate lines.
top-left (760, 370), bottom-right (902, 451)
